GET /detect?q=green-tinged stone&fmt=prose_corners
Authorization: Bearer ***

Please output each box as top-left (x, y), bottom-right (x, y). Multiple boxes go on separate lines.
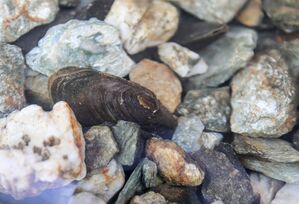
top-left (142, 159), bottom-right (163, 188)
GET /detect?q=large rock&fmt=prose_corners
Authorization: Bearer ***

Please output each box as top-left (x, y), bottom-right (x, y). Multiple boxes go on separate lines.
top-left (129, 59), bottom-right (182, 113)
top-left (26, 18), bottom-right (134, 77)
top-left (0, 0), bottom-right (59, 42)
top-left (0, 44), bottom-right (26, 118)
top-left (233, 135), bottom-right (299, 163)
top-left (271, 184), bottom-right (299, 204)
top-left (185, 27), bottom-right (257, 89)
top-left (167, 0), bottom-right (247, 24)
top-left (230, 50), bottom-right (296, 137)
top-left (0, 102), bottom-right (86, 199)
top-left (105, 0), bottom-right (179, 54)
top-left (146, 137), bottom-right (204, 186)
top-left (177, 87), bottom-right (231, 132)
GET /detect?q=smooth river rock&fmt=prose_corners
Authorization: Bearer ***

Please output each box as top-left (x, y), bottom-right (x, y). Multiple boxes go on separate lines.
top-left (271, 184), bottom-right (299, 204)
top-left (26, 18), bottom-right (134, 77)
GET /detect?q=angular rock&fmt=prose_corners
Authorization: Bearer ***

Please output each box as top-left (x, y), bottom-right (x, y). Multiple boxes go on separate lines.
top-left (172, 115), bottom-right (205, 152)
top-left (112, 120), bottom-right (142, 168)
top-left (75, 159), bottom-right (125, 202)
top-left (115, 159), bottom-right (147, 204)
top-left (142, 158), bottom-right (163, 188)
top-left (105, 0), bottom-right (179, 54)
top-left (250, 173), bottom-right (284, 204)
top-left (0, 101), bottom-right (86, 199)
top-left (177, 87), bottom-right (231, 132)
top-left (26, 18), bottom-right (135, 77)
top-left (0, 44), bottom-right (26, 118)
top-left (241, 156), bottom-right (299, 183)
top-left (146, 137), bottom-right (204, 186)
top-left (192, 148), bottom-right (254, 204)
top-left (167, 0), bottom-right (247, 24)
top-left (233, 135), bottom-right (299, 163)
top-left (198, 132), bottom-right (223, 150)
top-left (0, 0), bottom-right (59, 42)
top-left (153, 184), bottom-right (201, 204)
top-left (271, 184), bottom-right (299, 204)
top-left (69, 192), bottom-right (106, 204)
top-left (263, 0), bottom-right (299, 33)
top-left (84, 125), bottom-right (119, 170)
top-left (59, 0), bottom-right (79, 7)
top-left (185, 27), bottom-right (257, 89)
top-left (129, 59), bottom-right (182, 113)
top-left (158, 42), bottom-right (208, 78)
top-left (130, 191), bottom-right (167, 204)
top-left (231, 50), bottom-right (296, 137)
top-left (237, 0), bottom-right (264, 27)
top-left (25, 69), bottom-right (53, 110)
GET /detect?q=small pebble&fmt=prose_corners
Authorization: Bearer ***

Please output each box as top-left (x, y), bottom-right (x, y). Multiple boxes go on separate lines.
top-left (130, 191), bottom-right (167, 204)
top-left (198, 132), bottom-right (223, 150)
top-left (142, 158), bottom-right (163, 188)
top-left (68, 192), bottom-right (106, 204)
top-left (129, 59), bottom-right (182, 113)
top-left (237, 0), bottom-right (264, 27)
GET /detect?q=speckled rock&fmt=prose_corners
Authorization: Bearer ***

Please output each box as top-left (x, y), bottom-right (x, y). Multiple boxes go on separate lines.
top-left (271, 184), bottom-right (299, 204)
top-left (26, 18), bottom-right (135, 77)
top-left (250, 173), bottom-right (284, 204)
top-left (192, 147), bottom-right (254, 204)
top-left (112, 120), bottom-right (142, 168)
top-left (177, 87), bottom-right (231, 132)
top-left (172, 115), bottom-right (205, 152)
top-left (129, 59), bottom-right (182, 113)
top-left (167, 0), bottom-right (247, 24)
top-left (146, 137), bottom-right (204, 186)
top-left (130, 191), bottom-right (167, 204)
top-left (233, 135), bottom-right (299, 163)
top-left (84, 126), bottom-right (119, 170)
top-left (0, 101), bottom-right (86, 199)
top-left (241, 156), bottom-right (299, 183)
top-left (231, 50), bottom-right (296, 137)
top-left (263, 0), bottom-right (299, 33)
top-left (75, 159), bottom-right (125, 202)
top-left (0, 44), bottom-right (26, 118)
top-left (237, 0), bottom-right (264, 27)
top-left (186, 27), bottom-right (257, 89)
top-left (0, 0), bottom-right (59, 42)
top-left (25, 69), bottom-right (53, 110)
top-left (105, 0), bottom-right (179, 54)
top-left (158, 42), bottom-right (208, 78)
top-left (142, 158), bottom-right (163, 188)
top-left (69, 192), bottom-right (106, 204)
top-left (198, 132), bottom-right (223, 150)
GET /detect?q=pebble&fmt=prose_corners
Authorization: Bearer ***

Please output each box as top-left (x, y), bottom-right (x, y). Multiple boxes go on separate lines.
top-left (237, 0), bottom-right (264, 27)
top-left (142, 158), bottom-right (163, 188)
top-left (26, 18), bottom-right (135, 77)
top-left (233, 135), bottom-right (299, 163)
top-left (0, 0), bottom-right (59, 42)
top-left (250, 173), bottom-right (284, 204)
top-left (172, 115), bottom-right (205, 152)
top-left (167, 0), bottom-right (247, 24)
top-left (0, 101), bottom-right (86, 199)
top-left (146, 137), bottom-right (204, 186)
top-left (129, 59), bottom-right (182, 113)
top-left (59, 0), bottom-right (79, 7)
top-left (241, 156), bottom-right (299, 183)
top-left (230, 50), bottom-right (296, 137)
top-left (0, 44), bottom-right (26, 118)
top-left (185, 27), bottom-right (257, 89)
top-left (158, 42), bottom-right (208, 78)
top-left (271, 184), bottom-right (299, 204)
top-left (75, 159), bottom-right (125, 202)
top-left (199, 132), bottom-right (223, 150)
top-left (105, 0), bottom-right (179, 54)
top-left (112, 120), bottom-right (142, 168)
top-left (84, 126), bottom-right (119, 170)
top-left (24, 69), bottom-right (53, 110)
top-left (192, 147), bottom-right (254, 204)
top-left (263, 0), bottom-right (299, 33)
top-left (68, 192), bottom-right (106, 204)
top-left (130, 191), bottom-right (167, 204)
top-left (177, 87), bottom-right (231, 132)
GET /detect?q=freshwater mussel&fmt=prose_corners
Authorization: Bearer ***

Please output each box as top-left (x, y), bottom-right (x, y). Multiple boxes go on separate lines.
top-left (48, 67), bottom-right (177, 128)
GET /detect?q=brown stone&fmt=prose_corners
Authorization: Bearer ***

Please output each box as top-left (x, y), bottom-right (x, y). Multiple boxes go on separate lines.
top-left (129, 59), bottom-right (182, 113)
top-left (237, 0), bottom-right (264, 27)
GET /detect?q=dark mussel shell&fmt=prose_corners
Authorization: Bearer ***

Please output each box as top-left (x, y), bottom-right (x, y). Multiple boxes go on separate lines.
top-left (48, 67), bottom-right (178, 128)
